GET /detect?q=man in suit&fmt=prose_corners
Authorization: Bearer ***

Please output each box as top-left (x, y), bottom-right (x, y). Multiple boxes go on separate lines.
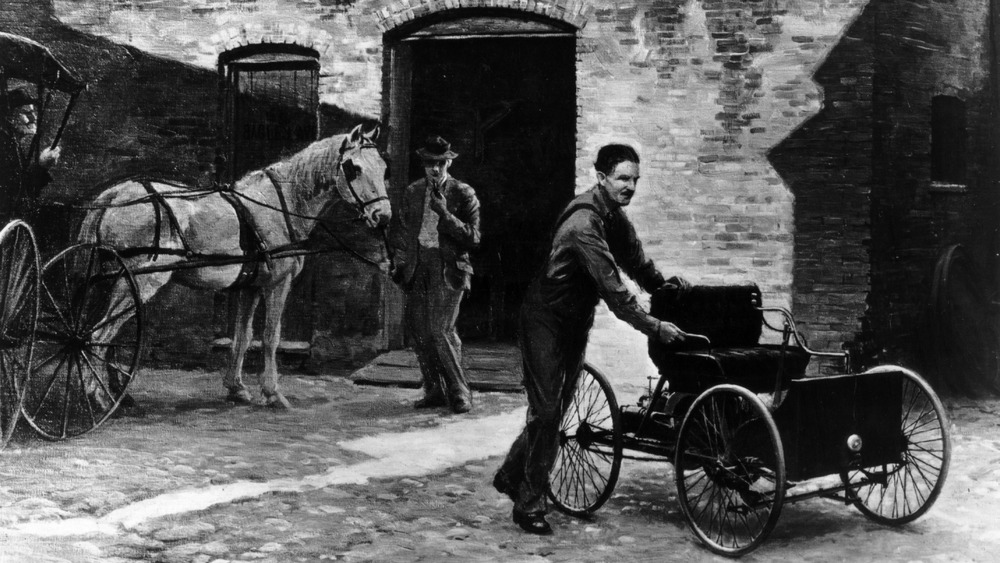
top-left (0, 86), bottom-right (62, 223)
top-left (389, 135), bottom-right (481, 414)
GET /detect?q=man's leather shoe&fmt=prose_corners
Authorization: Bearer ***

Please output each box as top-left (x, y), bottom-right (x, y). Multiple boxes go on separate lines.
top-left (512, 510), bottom-right (552, 535)
top-left (451, 396), bottom-right (472, 414)
top-left (414, 395), bottom-right (447, 409)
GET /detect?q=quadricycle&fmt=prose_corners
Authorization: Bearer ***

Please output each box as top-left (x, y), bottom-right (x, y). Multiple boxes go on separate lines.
top-left (546, 284), bottom-right (950, 557)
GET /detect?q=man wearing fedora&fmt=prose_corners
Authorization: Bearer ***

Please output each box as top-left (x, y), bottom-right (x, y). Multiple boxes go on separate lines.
top-left (1, 86), bottom-right (62, 222)
top-left (388, 135), bottom-right (481, 414)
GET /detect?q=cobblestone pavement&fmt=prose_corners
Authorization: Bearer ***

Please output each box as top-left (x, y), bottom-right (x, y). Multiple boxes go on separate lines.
top-left (0, 368), bottom-right (998, 562)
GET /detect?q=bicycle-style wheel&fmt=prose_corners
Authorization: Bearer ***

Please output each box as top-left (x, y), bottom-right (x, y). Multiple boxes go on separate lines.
top-left (841, 365), bottom-right (951, 525)
top-left (22, 244), bottom-right (143, 440)
top-left (547, 363), bottom-right (623, 517)
top-left (675, 384), bottom-right (786, 557)
top-left (0, 221), bottom-right (40, 449)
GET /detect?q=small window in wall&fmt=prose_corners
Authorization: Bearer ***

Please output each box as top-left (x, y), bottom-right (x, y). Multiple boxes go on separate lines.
top-left (218, 44), bottom-right (320, 184)
top-left (930, 95), bottom-right (966, 188)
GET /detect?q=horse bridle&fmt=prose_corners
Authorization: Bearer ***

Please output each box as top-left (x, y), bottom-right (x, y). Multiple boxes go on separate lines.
top-left (337, 140), bottom-right (390, 220)
top-left (336, 138), bottom-right (398, 265)
top-left (256, 135), bottom-right (394, 269)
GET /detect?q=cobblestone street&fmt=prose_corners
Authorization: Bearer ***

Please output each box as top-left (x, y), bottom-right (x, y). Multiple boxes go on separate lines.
top-left (1, 368), bottom-right (998, 562)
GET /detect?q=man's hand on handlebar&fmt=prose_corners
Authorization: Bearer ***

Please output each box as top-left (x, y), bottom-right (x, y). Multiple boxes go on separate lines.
top-left (660, 275), bottom-right (691, 292)
top-left (656, 322), bottom-right (685, 345)
top-left (656, 322), bottom-right (711, 348)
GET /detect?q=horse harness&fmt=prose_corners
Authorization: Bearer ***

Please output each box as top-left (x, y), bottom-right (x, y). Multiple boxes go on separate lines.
top-left (264, 168), bottom-right (299, 245)
top-left (218, 189), bottom-right (269, 289)
top-left (101, 176), bottom-right (271, 290)
top-left (93, 146), bottom-right (388, 290)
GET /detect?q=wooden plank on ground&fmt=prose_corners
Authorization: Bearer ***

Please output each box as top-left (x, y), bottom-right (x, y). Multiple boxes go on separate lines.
top-left (350, 343), bottom-right (523, 392)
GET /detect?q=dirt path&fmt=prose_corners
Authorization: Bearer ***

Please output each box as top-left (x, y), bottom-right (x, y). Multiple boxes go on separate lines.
top-left (0, 368), bottom-right (998, 562)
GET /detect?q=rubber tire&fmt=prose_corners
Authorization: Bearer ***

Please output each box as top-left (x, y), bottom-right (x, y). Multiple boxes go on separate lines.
top-left (675, 384), bottom-right (786, 557)
top-left (841, 365), bottom-right (951, 525)
top-left (547, 362), bottom-right (624, 517)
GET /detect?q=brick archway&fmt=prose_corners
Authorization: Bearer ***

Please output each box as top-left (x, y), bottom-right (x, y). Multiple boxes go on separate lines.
top-left (374, 0), bottom-right (593, 32)
top-left (211, 23), bottom-right (332, 57)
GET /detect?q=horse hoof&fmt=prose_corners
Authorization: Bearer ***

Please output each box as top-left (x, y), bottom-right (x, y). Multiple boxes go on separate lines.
top-left (265, 393), bottom-right (292, 410)
top-left (226, 389), bottom-right (254, 405)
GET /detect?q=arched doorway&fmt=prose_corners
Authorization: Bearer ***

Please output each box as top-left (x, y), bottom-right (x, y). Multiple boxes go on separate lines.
top-left (383, 9), bottom-right (578, 345)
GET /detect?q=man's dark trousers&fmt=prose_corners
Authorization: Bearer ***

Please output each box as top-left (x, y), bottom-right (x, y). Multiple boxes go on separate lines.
top-left (404, 247), bottom-right (471, 404)
top-left (498, 283), bottom-right (592, 515)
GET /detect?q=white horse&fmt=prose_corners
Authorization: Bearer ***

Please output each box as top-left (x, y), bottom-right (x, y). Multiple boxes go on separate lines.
top-left (78, 124), bottom-right (391, 408)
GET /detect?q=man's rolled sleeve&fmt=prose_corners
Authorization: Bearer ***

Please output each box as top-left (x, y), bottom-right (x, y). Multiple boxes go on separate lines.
top-left (570, 227), bottom-right (661, 336)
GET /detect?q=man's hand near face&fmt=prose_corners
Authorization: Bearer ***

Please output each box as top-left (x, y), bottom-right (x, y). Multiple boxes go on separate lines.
top-left (429, 186), bottom-right (448, 215)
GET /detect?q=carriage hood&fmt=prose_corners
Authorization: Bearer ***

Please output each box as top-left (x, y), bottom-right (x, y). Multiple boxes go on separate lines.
top-left (0, 32), bottom-right (85, 94)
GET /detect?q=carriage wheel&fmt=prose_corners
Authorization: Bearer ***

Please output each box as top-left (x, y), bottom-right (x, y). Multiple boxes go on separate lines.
top-left (675, 384), bottom-right (786, 557)
top-left (841, 366), bottom-right (951, 525)
top-left (547, 363), bottom-right (623, 517)
top-left (0, 221), bottom-right (40, 449)
top-left (22, 244), bottom-right (143, 440)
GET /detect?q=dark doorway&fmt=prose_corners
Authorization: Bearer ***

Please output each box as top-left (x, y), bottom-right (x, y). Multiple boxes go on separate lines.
top-left (406, 36), bottom-right (577, 341)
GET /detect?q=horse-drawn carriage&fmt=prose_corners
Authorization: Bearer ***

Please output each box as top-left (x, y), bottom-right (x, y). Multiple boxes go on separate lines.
top-left (0, 32), bottom-right (391, 447)
top-left (1, 31), bottom-right (86, 447)
top-left (547, 283), bottom-right (951, 556)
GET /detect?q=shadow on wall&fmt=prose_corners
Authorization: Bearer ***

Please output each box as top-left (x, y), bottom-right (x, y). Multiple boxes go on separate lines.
top-left (767, 4), bottom-right (876, 375)
top-left (769, 0), bottom-right (1000, 396)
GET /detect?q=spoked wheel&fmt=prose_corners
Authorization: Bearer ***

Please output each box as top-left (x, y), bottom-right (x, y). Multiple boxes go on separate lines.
top-left (547, 362), bottom-right (623, 517)
top-left (0, 221), bottom-right (40, 449)
top-left (22, 244), bottom-right (143, 440)
top-left (841, 365), bottom-right (951, 525)
top-left (675, 384), bottom-right (786, 557)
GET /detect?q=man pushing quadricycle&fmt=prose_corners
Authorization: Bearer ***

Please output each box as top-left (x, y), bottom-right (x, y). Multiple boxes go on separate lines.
top-left (494, 143), bottom-right (692, 535)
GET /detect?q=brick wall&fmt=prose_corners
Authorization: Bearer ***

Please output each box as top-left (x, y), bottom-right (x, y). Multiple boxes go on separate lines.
top-left (576, 0), bottom-right (868, 382)
top-left (40, 0), bottom-right (877, 385)
top-left (769, 6), bottom-right (874, 374)
top-left (863, 0), bottom-right (996, 372)
top-left (771, 0), bottom-right (998, 383)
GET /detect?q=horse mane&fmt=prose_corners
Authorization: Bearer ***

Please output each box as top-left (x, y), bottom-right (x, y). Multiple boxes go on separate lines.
top-left (267, 133), bottom-right (347, 198)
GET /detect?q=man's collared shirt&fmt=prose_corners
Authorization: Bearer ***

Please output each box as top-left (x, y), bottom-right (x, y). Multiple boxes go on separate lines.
top-left (538, 185), bottom-right (665, 336)
top-left (418, 178), bottom-right (444, 249)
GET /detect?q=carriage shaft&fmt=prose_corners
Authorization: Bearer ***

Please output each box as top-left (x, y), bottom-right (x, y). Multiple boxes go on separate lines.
top-left (122, 246), bottom-right (327, 277)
